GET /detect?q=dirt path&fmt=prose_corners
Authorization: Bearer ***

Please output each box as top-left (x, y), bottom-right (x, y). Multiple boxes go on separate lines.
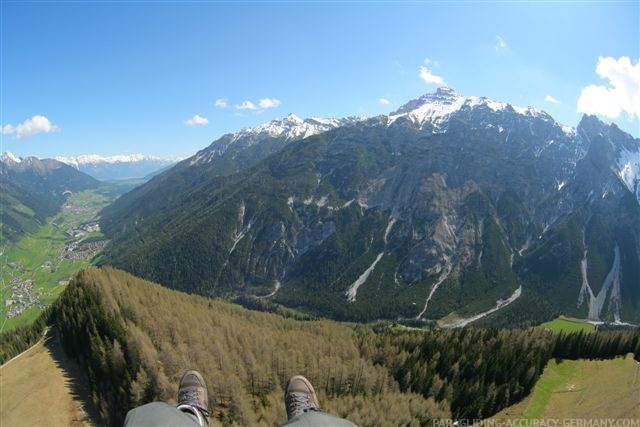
top-left (0, 331), bottom-right (97, 427)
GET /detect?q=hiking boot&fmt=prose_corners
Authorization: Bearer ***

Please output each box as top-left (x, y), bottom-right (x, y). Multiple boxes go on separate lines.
top-left (284, 375), bottom-right (320, 419)
top-left (177, 370), bottom-right (210, 426)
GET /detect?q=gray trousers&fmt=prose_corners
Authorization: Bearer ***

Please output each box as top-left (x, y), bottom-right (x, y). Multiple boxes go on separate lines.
top-left (123, 402), bottom-right (357, 426)
top-left (281, 410), bottom-right (357, 426)
top-left (124, 402), bottom-right (201, 426)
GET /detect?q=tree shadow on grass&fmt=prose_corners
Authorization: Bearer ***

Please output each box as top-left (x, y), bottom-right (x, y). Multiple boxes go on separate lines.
top-left (45, 327), bottom-right (102, 426)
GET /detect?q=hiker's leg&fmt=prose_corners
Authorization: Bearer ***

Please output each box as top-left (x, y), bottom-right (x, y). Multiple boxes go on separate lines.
top-left (124, 402), bottom-right (201, 426)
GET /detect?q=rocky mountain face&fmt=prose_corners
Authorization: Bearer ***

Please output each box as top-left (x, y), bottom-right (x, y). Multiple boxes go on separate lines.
top-left (100, 114), bottom-right (362, 235)
top-left (56, 154), bottom-right (180, 181)
top-left (1, 153), bottom-right (100, 241)
top-left (99, 88), bottom-right (640, 326)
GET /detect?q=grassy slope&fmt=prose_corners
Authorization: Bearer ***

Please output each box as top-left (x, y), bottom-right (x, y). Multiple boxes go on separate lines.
top-left (538, 316), bottom-right (596, 334)
top-left (0, 333), bottom-right (95, 427)
top-left (491, 355), bottom-right (640, 421)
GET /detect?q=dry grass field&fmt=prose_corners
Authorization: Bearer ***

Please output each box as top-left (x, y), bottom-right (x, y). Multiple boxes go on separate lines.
top-left (0, 331), bottom-right (97, 427)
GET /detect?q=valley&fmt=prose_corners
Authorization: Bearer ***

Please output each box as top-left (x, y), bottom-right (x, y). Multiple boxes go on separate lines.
top-left (3, 2), bottom-right (638, 426)
top-left (0, 184), bottom-right (128, 332)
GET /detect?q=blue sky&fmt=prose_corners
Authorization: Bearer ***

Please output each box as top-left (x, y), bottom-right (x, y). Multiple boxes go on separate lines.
top-left (1, 1), bottom-right (638, 159)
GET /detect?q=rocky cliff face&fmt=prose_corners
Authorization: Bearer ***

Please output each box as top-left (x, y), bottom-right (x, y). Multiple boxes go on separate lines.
top-left (100, 89), bottom-right (640, 325)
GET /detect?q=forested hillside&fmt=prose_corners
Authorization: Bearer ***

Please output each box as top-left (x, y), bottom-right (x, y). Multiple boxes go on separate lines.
top-left (363, 327), bottom-right (639, 420)
top-left (55, 267), bottom-right (448, 426)
top-left (49, 267), bottom-right (639, 426)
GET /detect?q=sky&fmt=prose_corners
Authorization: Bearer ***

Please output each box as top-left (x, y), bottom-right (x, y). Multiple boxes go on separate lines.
top-left (1, 1), bottom-right (639, 159)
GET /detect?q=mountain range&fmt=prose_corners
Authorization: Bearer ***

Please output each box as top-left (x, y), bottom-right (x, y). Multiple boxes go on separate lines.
top-left (98, 88), bottom-right (640, 326)
top-left (0, 153), bottom-right (100, 242)
top-left (55, 154), bottom-right (181, 181)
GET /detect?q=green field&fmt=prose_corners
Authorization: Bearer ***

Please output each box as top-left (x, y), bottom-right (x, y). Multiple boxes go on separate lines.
top-left (0, 185), bottom-right (127, 332)
top-left (491, 354), bottom-right (640, 421)
top-left (538, 316), bottom-right (596, 333)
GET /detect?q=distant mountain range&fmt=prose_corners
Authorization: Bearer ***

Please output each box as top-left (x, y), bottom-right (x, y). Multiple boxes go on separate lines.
top-left (1, 153), bottom-right (100, 242)
top-left (56, 154), bottom-right (181, 181)
top-left (99, 88), bottom-right (640, 326)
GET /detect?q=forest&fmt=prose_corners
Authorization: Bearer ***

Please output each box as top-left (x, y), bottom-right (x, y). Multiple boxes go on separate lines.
top-left (3, 267), bottom-right (638, 426)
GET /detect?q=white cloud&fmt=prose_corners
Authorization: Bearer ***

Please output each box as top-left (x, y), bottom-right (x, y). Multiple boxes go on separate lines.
top-left (214, 98), bottom-right (228, 108)
top-left (232, 98), bottom-right (281, 112)
top-left (545, 95), bottom-right (561, 105)
top-left (234, 100), bottom-right (258, 110)
top-left (258, 98), bottom-right (281, 109)
top-left (495, 35), bottom-right (507, 52)
top-left (577, 56), bottom-right (640, 120)
top-left (378, 98), bottom-right (390, 105)
top-left (184, 114), bottom-right (209, 126)
top-left (1, 115), bottom-right (59, 139)
top-left (419, 66), bottom-right (445, 85)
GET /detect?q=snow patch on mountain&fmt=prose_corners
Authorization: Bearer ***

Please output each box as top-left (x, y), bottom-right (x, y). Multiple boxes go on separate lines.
top-left (1, 151), bottom-right (22, 164)
top-left (616, 147), bottom-right (640, 204)
top-left (230, 113), bottom-right (351, 143)
top-left (561, 125), bottom-right (576, 137)
top-left (191, 114), bottom-right (363, 165)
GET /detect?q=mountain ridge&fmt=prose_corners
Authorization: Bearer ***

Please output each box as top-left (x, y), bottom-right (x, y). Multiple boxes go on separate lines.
top-left (1, 154), bottom-right (100, 242)
top-left (50, 153), bottom-right (181, 181)
top-left (99, 89), bottom-right (640, 325)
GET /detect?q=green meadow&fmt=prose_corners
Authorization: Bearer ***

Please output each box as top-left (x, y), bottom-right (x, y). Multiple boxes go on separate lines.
top-left (491, 354), bottom-right (639, 421)
top-left (538, 316), bottom-right (596, 334)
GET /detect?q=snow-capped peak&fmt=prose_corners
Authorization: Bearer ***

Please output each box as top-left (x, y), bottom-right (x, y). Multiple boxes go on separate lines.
top-left (190, 113), bottom-right (363, 165)
top-left (285, 113), bottom-right (304, 124)
top-left (389, 87), bottom-right (466, 129)
top-left (392, 87), bottom-right (461, 116)
top-left (388, 87), bottom-right (548, 130)
top-left (1, 151), bottom-right (22, 164)
top-left (230, 113), bottom-right (360, 143)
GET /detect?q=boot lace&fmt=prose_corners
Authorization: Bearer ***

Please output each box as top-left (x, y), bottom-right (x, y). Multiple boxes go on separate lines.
top-left (287, 392), bottom-right (317, 417)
